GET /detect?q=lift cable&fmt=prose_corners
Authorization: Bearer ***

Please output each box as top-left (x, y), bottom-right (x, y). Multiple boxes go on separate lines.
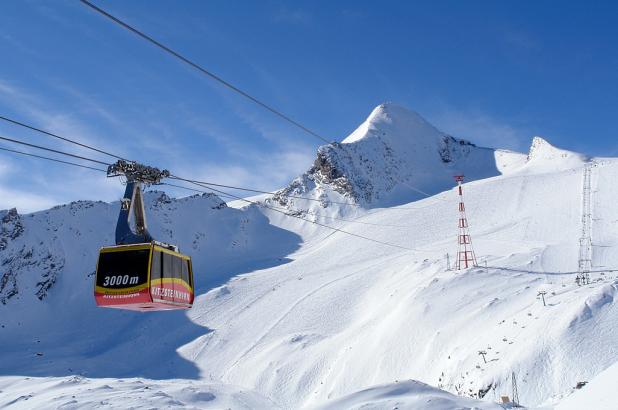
top-left (299, 209), bottom-right (412, 228)
top-left (0, 128), bottom-right (359, 209)
top-left (79, 0), bottom-right (332, 145)
top-left (77, 1), bottom-right (449, 203)
top-left (167, 178), bottom-right (412, 228)
top-left (189, 181), bottom-right (453, 252)
top-left (167, 175), bottom-right (360, 207)
top-left (171, 176), bottom-right (416, 251)
top-left (0, 113), bottom-right (362, 206)
top-left (0, 116), bottom-right (445, 231)
top-left (160, 182), bottom-right (239, 201)
top-left (0, 146), bottom-right (108, 172)
top-left (0, 147), bottom-right (437, 248)
top-left (0, 135), bottom-right (111, 166)
top-left (0, 114), bottom-right (125, 160)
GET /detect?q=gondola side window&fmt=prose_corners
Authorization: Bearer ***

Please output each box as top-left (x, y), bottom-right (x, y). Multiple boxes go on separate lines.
top-left (173, 255), bottom-right (183, 282)
top-left (163, 251), bottom-right (173, 280)
top-left (96, 248), bottom-right (150, 288)
top-left (151, 250), bottom-right (162, 280)
top-left (181, 260), bottom-right (190, 286)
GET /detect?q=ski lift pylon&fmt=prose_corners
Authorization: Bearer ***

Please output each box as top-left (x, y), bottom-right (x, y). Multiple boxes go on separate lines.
top-left (94, 160), bottom-right (195, 311)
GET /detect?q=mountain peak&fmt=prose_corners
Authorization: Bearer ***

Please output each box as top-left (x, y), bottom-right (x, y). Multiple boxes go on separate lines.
top-left (527, 136), bottom-right (556, 159)
top-left (342, 102), bottom-right (442, 146)
top-left (526, 136), bottom-right (586, 170)
top-left (273, 103), bottom-right (499, 209)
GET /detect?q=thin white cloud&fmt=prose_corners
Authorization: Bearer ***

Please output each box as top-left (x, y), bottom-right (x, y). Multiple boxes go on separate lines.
top-left (0, 72), bottom-right (319, 211)
top-left (430, 108), bottom-right (530, 152)
top-left (0, 185), bottom-right (59, 213)
top-left (177, 146), bottom-right (316, 195)
top-left (0, 80), bottom-right (121, 159)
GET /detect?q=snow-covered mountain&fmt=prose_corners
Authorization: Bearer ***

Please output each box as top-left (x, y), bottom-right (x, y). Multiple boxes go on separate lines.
top-left (1, 104), bottom-right (617, 409)
top-left (270, 103), bottom-right (523, 212)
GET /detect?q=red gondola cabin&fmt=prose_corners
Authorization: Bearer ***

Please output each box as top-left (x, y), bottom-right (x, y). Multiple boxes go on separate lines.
top-left (95, 243), bottom-right (194, 311)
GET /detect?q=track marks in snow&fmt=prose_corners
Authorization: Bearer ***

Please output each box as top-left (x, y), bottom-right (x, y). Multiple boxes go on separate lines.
top-left (222, 257), bottom-right (396, 381)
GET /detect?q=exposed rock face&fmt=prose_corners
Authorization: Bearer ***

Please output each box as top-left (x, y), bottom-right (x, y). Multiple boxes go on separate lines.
top-left (0, 208), bottom-right (23, 251)
top-left (0, 208), bottom-right (25, 303)
top-left (438, 135), bottom-right (476, 164)
top-left (271, 103), bottom-right (496, 210)
top-left (0, 207), bottom-right (67, 304)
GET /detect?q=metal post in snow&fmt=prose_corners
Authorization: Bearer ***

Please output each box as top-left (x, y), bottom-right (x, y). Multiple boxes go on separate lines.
top-left (537, 291), bottom-right (547, 307)
top-left (478, 350), bottom-right (487, 364)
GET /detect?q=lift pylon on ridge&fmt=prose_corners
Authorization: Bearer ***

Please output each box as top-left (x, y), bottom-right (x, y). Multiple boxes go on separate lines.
top-left (454, 175), bottom-right (477, 270)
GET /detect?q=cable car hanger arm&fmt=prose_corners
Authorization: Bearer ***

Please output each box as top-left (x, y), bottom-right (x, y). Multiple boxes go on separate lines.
top-left (107, 160), bottom-right (170, 245)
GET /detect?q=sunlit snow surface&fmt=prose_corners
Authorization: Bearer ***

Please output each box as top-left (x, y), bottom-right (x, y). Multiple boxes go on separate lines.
top-left (555, 360), bottom-right (618, 410)
top-left (1, 104), bottom-right (617, 409)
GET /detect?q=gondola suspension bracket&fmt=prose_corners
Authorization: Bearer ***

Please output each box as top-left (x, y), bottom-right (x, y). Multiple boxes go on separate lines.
top-left (106, 160), bottom-right (170, 245)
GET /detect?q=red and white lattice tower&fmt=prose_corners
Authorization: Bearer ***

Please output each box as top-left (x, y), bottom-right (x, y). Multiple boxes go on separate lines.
top-left (455, 175), bottom-right (477, 270)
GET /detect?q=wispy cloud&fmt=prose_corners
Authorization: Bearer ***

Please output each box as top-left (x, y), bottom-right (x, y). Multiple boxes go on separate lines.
top-left (0, 81), bottom-right (127, 211)
top-left (176, 145), bottom-right (315, 194)
top-left (430, 108), bottom-right (531, 152)
top-left (0, 185), bottom-right (59, 213)
top-left (0, 156), bottom-right (57, 212)
top-left (0, 80), bottom-right (121, 158)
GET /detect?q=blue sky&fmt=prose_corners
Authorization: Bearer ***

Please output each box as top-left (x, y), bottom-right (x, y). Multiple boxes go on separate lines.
top-left (1, 0), bottom-right (617, 212)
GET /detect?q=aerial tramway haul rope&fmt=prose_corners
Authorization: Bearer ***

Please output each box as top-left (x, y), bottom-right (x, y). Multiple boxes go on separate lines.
top-left (78, 0), bottom-right (441, 203)
top-left (0, 0), bottom-right (447, 250)
top-left (0, 120), bottom-right (418, 251)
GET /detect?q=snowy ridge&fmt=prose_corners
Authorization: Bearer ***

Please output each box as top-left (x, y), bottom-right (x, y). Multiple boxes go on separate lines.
top-left (270, 103), bottom-right (505, 215)
top-left (1, 104), bottom-right (618, 409)
top-left (524, 137), bottom-right (587, 173)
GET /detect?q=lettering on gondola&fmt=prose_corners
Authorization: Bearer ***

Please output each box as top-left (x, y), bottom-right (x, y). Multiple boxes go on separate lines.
top-left (102, 293), bottom-right (141, 299)
top-left (151, 287), bottom-right (191, 302)
top-left (96, 248), bottom-right (150, 289)
top-left (102, 275), bottom-right (140, 286)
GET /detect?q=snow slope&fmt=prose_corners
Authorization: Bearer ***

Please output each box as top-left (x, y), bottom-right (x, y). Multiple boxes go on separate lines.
top-left (0, 376), bottom-right (279, 409)
top-left (180, 157), bottom-right (618, 409)
top-left (1, 104), bottom-right (617, 409)
top-left (313, 380), bottom-right (501, 410)
top-left (555, 359), bottom-right (618, 410)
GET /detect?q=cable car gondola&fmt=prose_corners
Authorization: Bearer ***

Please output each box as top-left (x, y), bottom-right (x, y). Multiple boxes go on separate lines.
top-left (94, 160), bottom-right (195, 311)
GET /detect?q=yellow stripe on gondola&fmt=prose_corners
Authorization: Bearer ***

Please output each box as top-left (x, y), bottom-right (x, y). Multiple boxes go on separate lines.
top-left (95, 284), bottom-right (149, 294)
top-left (152, 245), bottom-right (191, 260)
top-left (150, 277), bottom-right (192, 290)
top-left (99, 243), bottom-right (153, 253)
